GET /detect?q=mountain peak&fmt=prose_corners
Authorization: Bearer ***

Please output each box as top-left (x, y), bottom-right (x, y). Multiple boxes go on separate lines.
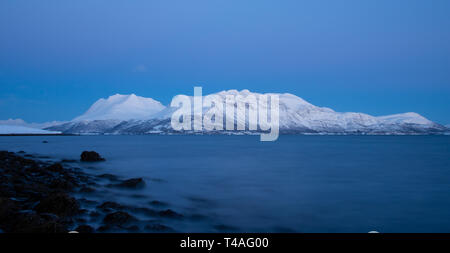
top-left (73, 94), bottom-right (165, 121)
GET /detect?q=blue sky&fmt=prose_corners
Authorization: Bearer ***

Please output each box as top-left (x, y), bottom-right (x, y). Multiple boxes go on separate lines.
top-left (0, 0), bottom-right (449, 124)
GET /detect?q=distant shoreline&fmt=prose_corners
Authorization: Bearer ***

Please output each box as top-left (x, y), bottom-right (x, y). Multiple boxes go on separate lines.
top-left (0, 133), bottom-right (449, 137)
top-left (0, 133), bottom-right (73, 136)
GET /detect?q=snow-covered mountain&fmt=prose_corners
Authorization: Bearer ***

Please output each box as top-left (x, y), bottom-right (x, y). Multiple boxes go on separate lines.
top-left (0, 125), bottom-right (61, 135)
top-left (46, 90), bottom-right (447, 135)
top-left (73, 94), bottom-right (165, 121)
top-left (0, 118), bottom-right (66, 129)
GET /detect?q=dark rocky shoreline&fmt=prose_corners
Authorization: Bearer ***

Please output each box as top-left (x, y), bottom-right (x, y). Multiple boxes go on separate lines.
top-left (0, 150), bottom-right (181, 233)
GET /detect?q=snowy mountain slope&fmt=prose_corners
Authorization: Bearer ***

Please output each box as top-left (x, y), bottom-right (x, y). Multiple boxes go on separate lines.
top-left (0, 118), bottom-right (67, 129)
top-left (0, 125), bottom-right (61, 135)
top-left (73, 94), bottom-right (165, 121)
top-left (47, 90), bottom-right (447, 135)
top-left (46, 120), bottom-right (122, 134)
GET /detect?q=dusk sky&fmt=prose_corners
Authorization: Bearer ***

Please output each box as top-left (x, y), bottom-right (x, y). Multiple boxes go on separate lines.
top-left (0, 0), bottom-right (449, 124)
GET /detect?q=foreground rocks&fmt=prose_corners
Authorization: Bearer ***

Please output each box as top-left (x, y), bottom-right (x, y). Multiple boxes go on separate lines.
top-left (0, 151), bottom-right (89, 232)
top-left (0, 150), bottom-right (181, 233)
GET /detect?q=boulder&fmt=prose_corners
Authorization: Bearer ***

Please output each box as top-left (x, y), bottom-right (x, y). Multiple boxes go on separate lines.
top-left (103, 211), bottom-right (136, 226)
top-left (111, 178), bottom-right (145, 189)
top-left (97, 173), bottom-right (119, 181)
top-left (34, 193), bottom-right (80, 217)
top-left (158, 209), bottom-right (183, 218)
top-left (80, 151), bottom-right (105, 162)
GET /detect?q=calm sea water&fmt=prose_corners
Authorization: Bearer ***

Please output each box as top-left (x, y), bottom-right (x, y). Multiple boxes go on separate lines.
top-left (1, 135), bottom-right (449, 232)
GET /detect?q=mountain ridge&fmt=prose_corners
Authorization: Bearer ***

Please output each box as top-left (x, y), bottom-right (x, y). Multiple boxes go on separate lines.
top-left (45, 90), bottom-right (448, 135)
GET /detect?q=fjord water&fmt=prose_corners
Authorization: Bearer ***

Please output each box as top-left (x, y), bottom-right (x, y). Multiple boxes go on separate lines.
top-left (1, 135), bottom-right (450, 232)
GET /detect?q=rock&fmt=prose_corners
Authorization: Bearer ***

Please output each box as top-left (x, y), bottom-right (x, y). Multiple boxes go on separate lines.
top-left (78, 198), bottom-right (98, 206)
top-left (75, 225), bottom-right (94, 233)
top-left (125, 225), bottom-right (139, 232)
top-left (144, 223), bottom-right (174, 232)
top-left (0, 198), bottom-right (19, 227)
top-left (49, 178), bottom-right (75, 190)
top-left (79, 186), bottom-right (95, 193)
top-left (159, 209), bottom-right (183, 218)
top-left (0, 151), bottom-right (88, 233)
top-left (129, 207), bottom-right (157, 216)
top-left (96, 225), bottom-right (111, 232)
top-left (89, 211), bottom-right (101, 217)
top-left (149, 200), bottom-right (168, 207)
top-left (34, 193), bottom-right (80, 217)
top-left (17, 151), bottom-right (26, 154)
top-left (46, 163), bottom-right (65, 172)
top-left (110, 178), bottom-right (145, 189)
top-left (76, 218), bottom-right (87, 223)
top-left (97, 201), bottom-right (124, 212)
top-left (13, 212), bottom-right (67, 233)
top-left (61, 159), bottom-right (77, 163)
top-left (97, 173), bottom-right (119, 181)
top-left (103, 211), bottom-right (136, 226)
top-left (42, 141), bottom-right (48, 143)
top-left (80, 151), bottom-right (105, 162)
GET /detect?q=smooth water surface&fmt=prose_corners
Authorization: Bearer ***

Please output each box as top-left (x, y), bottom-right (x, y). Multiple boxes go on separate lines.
top-left (1, 135), bottom-right (449, 232)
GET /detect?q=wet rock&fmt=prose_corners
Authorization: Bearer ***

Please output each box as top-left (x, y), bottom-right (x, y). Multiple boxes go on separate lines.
top-left (97, 173), bottom-right (119, 181)
top-left (110, 178), bottom-right (145, 189)
top-left (79, 186), bottom-right (95, 193)
top-left (149, 200), bottom-right (168, 207)
top-left (75, 225), bottom-right (94, 233)
top-left (158, 209), bottom-right (183, 219)
top-left (42, 141), bottom-right (48, 143)
top-left (17, 151), bottom-right (26, 154)
top-left (80, 151), bottom-right (105, 162)
top-left (78, 198), bottom-right (98, 206)
top-left (89, 211), bottom-right (101, 217)
top-left (46, 163), bottom-right (64, 172)
top-left (14, 212), bottom-right (67, 233)
top-left (126, 225), bottom-right (140, 232)
top-left (96, 225), bottom-right (111, 232)
top-left (213, 224), bottom-right (238, 232)
top-left (76, 217), bottom-right (87, 223)
top-left (97, 201), bottom-right (124, 212)
top-left (49, 178), bottom-right (75, 190)
top-left (130, 207), bottom-right (157, 216)
top-left (144, 223), bottom-right (174, 232)
top-left (0, 198), bottom-right (19, 224)
top-left (61, 159), bottom-right (77, 163)
top-left (34, 193), bottom-right (80, 217)
top-left (103, 211), bottom-right (136, 226)
top-left (130, 194), bottom-right (147, 199)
